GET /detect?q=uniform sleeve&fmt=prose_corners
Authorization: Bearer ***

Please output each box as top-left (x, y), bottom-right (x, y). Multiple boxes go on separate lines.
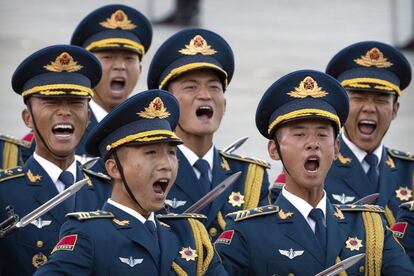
top-left (382, 226), bottom-right (414, 275)
top-left (205, 249), bottom-right (230, 276)
top-left (33, 221), bottom-right (94, 275)
top-left (214, 221), bottom-right (250, 275)
top-left (393, 206), bottom-right (414, 264)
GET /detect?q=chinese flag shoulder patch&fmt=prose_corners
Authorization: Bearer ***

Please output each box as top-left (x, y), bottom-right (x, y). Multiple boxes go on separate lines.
top-left (390, 222), bottom-right (408, 239)
top-left (52, 234), bottom-right (78, 253)
top-left (215, 230), bottom-right (234, 245)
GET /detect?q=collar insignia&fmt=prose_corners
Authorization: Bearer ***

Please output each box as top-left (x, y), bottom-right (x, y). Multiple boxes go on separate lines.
top-left (137, 97), bottom-right (170, 119)
top-left (335, 153), bottom-right (352, 165)
top-left (44, 52), bottom-right (83, 72)
top-left (345, 237), bottom-right (363, 251)
top-left (165, 198), bottom-right (187, 208)
top-left (333, 206), bottom-right (345, 220)
top-left (30, 217), bottom-right (52, 229)
top-left (179, 247), bottom-right (198, 261)
top-left (228, 192), bottom-right (245, 207)
top-left (113, 218), bottom-right (130, 226)
top-left (386, 155), bottom-right (395, 169)
top-left (27, 170), bottom-right (42, 183)
top-left (220, 157), bottom-right (230, 171)
top-left (278, 209), bottom-right (293, 220)
top-left (100, 9), bottom-right (136, 30)
top-left (279, 248), bottom-right (304, 259)
top-left (354, 47), bottom-right (393, 68)
top-left (119, 256), bottom-right (143, 267)
top-left (332, 193), bottom-right (355, 204)
top-left (287, 76), bottom-right (328, 98)
top-left (179, 35), bottom-right (217, 56)
top-left (395, 187), bottom-right (412, 201)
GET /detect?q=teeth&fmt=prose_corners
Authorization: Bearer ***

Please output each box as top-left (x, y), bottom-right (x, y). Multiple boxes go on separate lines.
top-left (360, 120), bottom-right (376, 125)
top-left (158, 179), bottom-right (168, 183)
top-left (198, 106), bottom-right (212, 110)
top-left (53, 124), bottom-right (73, 130)
top-left (308, 158), bottom-right (318, 161)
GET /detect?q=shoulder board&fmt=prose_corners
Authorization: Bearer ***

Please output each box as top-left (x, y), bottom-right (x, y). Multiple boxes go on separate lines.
top-left (0, 166), bottom-right (25, 182)
top-left (156, 213), bottom-right (207, 220)
top-left (387, 148), bottom-right (414, 161)
top-left (336, 204), bottom-right (384, 213)
top-left (0, 134), bottom-right (31, 148)
top-left (269, 183), bottom-right (284, 190)
top-left (399, 201), bottom-right (414, 211)
top-left (226, 205), bottom-right (279, 222)
top-left (66, 211), bottom-right (114, 220)
top-left (219, 151), bottom-right (270, 168)
top-left (82, 168), bottom-right (111, 181)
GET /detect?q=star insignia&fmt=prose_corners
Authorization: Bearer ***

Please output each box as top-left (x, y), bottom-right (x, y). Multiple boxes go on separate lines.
top-left (179, 247), bottom-right (198, 261)
top-left (395, 187), bottom-right (412, 201)
top-left (228, 192), bottom-right (245, 207)
top-left (345, 237), bottom-right (363, 251)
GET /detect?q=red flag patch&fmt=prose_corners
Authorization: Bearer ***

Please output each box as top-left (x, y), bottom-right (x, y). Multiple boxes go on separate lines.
top-left (215, 230), bottom-right (234, 245)
top-left (390, 222), bottom-right (408, 238)
top-left (52, 234), bottom-right (78, 253)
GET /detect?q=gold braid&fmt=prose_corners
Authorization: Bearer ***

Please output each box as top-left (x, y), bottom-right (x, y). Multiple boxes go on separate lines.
top-left (172, 262), bottom-right (188, 276)
top-left (362, 211), bottom-right (384, 276)
top-left (2, 142), bottom-right (18, 169)
top-left (217, 211), bottom-right (226, 230)
top-left (243, 164), bottom-right (264, 209)
top-left (188, 218), bottom-right (214, 276)
top-left (335, 257), bottom-right (348, 276)
top-left (384, 205), bottom-right (396, 226)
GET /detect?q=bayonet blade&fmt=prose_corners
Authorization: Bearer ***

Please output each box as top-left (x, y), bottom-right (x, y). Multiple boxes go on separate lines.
top-left (184, 171), bottom-right (242, 213)
top-left (315, 253), bottom-right (365, 276)
top-left (223, 136), bottom-right (249, 153)
top-left (353, 193), bottom-right (380, 205)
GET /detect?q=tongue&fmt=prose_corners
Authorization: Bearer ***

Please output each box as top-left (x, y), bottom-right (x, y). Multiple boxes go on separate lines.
top-left (359, 124), bottom-right (375, 135)
top-left (153, 183), bottom-right (163, 194)
top-left (305, 160), bottom-right (318, 171)
top-left (111, 81), bottom-right (125, 91)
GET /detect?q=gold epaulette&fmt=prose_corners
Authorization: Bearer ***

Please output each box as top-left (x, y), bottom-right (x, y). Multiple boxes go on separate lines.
top-left (399, 200), bottom-right (414, 211)
top-left (0, 166), bottom-right (24, 182)
top-left (66, 210), bottom-right (114, 220)
top-left (82, 168), bottom-right (111, 181)
top-left (156, 213), bottom-right (207, 220)
top-left (0, 134), bottom-right (31, 148)
top-left (219, 151), bottom-right (271, 169)
top-left (387, 148), bottom-right (414, 161)
top-left (226, 205), bottom-right (279, 222)
top-left (336, 204), bottom-right (384, 213)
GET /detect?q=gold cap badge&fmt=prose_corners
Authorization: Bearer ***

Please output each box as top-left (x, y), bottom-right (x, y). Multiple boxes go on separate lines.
top-left (179, 35), bottom-right (217, 55)
top-left (354, 47), bottom-right (393, 68)
top-left (100, 9), bottom-right (136, 30)
top-left (137, 97), bottom-right (170, 119)
top-left (287, 76), bottom-right (328, 98)
top-left (43, 52), bottom-right (83, 73)
top-left (345, 237), bottom-right (363, 251)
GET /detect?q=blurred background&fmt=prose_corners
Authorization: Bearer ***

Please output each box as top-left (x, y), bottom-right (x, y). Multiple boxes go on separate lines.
top-left (1, 0), bottom-right (413, 180)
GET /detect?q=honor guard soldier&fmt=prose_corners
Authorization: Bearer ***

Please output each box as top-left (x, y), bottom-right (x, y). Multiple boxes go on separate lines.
top-left (69, 4), bottom-right (152, 159)
top-left (35, 90), bottom-right (228, 275)
top-left (215, 70), bottom-right (414, 275)
top-left (324, 41), bottom-right (413, 226)
top-left (0, 45), bottom-right (111, 275)
top-left (392, 201), bottom-right (414, 264)
top-left (147, 28), bottom-right (271, 240)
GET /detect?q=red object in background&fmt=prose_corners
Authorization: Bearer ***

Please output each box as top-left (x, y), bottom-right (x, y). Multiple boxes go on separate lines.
top-left (274, 172), bottom-right (286, 184)
top-left (22, 132), bottom-right (34, 143)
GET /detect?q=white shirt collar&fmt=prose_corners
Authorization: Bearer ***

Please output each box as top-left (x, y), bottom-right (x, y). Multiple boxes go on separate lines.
top-left (107, 198), bottom-right (156, 227)
top-left (178, 144), bottom-right (214, 168)
top-left (33, 152), bottom-right (77, 184)
top-left (89, 99), bottom-right (108, 123)
top-left (342, 132), bottom-right (382, 170)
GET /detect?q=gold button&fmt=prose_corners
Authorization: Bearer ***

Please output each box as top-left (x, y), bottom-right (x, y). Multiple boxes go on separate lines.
top-left (36, 240), bottom-right (43, 248)
top-left (288, 273), bottom-right (294, 276)
top-left (209, 227), bottom-right (217, 237)
top-left (359, 266), bottom-right (365, 273)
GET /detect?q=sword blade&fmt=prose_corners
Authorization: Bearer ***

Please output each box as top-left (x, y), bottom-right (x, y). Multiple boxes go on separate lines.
top-left (16, 178), bottom-right (88, 228)
top-left (183, 171), bottom-right (242, 213)
top-left (315, 253), bottom-right (365, 276)
top-left (223, 136), bottom-right (249, 153)
top-left (353, 193), bottom-right (380, 205)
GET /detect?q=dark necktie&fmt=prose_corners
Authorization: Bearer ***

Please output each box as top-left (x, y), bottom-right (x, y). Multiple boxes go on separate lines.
top-left (194, 159), bottom-right (211, 194)
top-left (59, 171), bottom-right (75, 212)
top-left (309, 208), bottom-right (327, 255)
top-left (144, 220), bottom-right (160, 264)
top-left (364, 153), bottom-right (379, 188)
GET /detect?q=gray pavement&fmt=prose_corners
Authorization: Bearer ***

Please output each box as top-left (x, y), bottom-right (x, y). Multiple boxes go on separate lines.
top-left (1, 0), bottom-right (413, 180)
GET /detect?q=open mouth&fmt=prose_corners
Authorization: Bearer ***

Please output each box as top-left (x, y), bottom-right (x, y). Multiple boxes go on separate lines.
top-left (304, 156), bottom-right (320, 173)
top-left (110, 77), bottom-right (126, 91)
top-left (52, 124), bottom-right (74, 137)
top-left (153, 178), bottom-right (170, 195)
top-left (196, 105), bottom-right (213, 119)
top-left (358, 120), bottom-right (377, 135)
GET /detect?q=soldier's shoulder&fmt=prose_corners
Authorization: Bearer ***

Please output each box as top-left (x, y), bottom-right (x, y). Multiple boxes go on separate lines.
top-left (226, 204), bottom-right (279, 222)
top-left (0, 166), bottom-right (25, 183)
top-left (66, 210), bottom-right (114, 221)
top-left (0, 134), bottom-right (31, 149)
top-left (399, 200), bottom-right (414, 211)
top-left (219, 151), bottom-right (271, 168)
top-left (387, 148), bottom-right (414, 162)
top-left (82, 168), bottom-right (111, 182)
top-left (156, 213), bottom-right (207, 220)
top-left (336, 204), bottom-right (384, 213)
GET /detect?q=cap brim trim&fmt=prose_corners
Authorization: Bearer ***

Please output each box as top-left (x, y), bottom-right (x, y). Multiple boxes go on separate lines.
top-left (22, 84), bottom-right (94, 98)
top-left (159, 62), bottom-right (228, 89)
top-left (85, 38), bottom-right (145, 56)
top-left (268, 108), bottom-right (341, 135)
top-left (106, 129), bottom-right (182, 152)
top-left (341, 77), bottom-right (401, 96)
